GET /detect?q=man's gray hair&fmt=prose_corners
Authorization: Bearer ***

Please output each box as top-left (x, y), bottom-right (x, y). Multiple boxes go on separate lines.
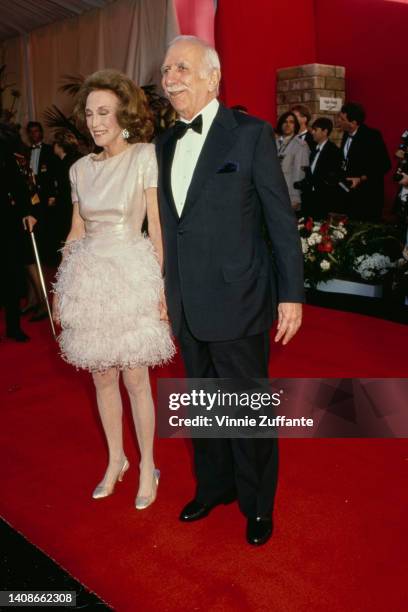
top-left (167, 35), bottom-right (221, 78)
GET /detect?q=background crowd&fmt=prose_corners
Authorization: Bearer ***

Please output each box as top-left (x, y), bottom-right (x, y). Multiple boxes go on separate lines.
top-left (1, 97), bottom-right (407, 343)
top-left (1, 121), bottom-right (82, 341)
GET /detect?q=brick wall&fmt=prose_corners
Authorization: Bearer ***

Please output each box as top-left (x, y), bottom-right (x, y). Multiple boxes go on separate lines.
top-left (276, 64), bottom-right (345, 144)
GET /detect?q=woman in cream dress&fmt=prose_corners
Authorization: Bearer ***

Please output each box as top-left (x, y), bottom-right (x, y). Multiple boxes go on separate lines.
top-left (53, 70), bottom-right (174, 509)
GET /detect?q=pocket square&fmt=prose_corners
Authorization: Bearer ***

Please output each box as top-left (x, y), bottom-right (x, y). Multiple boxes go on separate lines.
top-left (216, 161), bottom-right (239, 174)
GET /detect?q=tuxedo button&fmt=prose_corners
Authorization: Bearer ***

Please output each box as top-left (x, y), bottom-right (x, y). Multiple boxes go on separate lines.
top-left (178, 229), bottom-right (185, 235)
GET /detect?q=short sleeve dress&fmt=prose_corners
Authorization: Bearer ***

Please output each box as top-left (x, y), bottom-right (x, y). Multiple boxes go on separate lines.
top-left (53, 143), bottom-right (175, 371)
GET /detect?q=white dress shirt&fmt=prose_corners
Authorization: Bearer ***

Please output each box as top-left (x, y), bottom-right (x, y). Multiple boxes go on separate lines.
top-left (343, 128), bottom-right (358, 159)
top-left (400, 187), bottom-right (408, 202)
top-left (171, 98), bottom-right (219, 216)
top-left (30, 142), bottom-right (43, 175)
top-left (310, 139), bottom-right (328, 174)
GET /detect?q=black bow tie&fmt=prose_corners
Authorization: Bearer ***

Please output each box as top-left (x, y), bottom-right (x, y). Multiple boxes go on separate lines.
top-left (31, 144), bottom-right (41, 149)
top-left (174, 115), bottom-right (203, 139)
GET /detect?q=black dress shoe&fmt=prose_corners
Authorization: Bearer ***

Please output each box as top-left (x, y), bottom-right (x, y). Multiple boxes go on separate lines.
top-left (246, 517), bottom-right (273, 546)
top-left (179, 493), bottom-right (236, 522)
top-left (6, 330), bottom-right (30, 342)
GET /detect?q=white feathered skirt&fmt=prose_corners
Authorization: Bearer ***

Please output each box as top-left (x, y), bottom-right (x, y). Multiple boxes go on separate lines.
top-left (53, 232), bottom-right (175, 372)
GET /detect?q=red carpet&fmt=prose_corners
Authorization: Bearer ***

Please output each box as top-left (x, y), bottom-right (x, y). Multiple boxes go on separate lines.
top-left (1, 305), bottom-right (407, 611)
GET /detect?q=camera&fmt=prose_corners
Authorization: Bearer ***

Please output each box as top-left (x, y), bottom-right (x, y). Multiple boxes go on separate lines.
top-left (392, 129), bottom-right (408, 182)
top-left (293, 165), bottom-right (352, 193)
top-left (293, 166), bottom-right (312, 191)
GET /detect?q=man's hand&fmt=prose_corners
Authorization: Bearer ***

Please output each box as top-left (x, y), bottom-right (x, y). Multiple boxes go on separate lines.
top-left (159, 288), bottom-right (169, 321)
top-left (23, 215), bottom-right (37, 232)
top-left (48, 197), bottom-right (56, 207)
top-left (274, 302), bottom-right (302, 345)
top-left (348, 177), bottom-right (362, 189)
top-left (398, 172), bottom-right (408, 187)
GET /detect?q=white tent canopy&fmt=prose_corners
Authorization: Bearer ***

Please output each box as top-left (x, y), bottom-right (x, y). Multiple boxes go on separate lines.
top-left (0, 1), bottom-right (115, 41)
top-left (0, 0), bottom-right (178, 130)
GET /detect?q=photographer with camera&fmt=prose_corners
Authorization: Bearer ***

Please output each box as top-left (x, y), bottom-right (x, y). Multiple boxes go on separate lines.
top-left (338, 102), bottom-right (391, 222)
top-left (298, 117), bottom-right (343, 219)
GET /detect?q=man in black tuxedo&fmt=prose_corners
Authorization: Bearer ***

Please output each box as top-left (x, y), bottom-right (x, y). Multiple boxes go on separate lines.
top-left (302, 117), bottom-right (343, 219)
top-left (0, 137), bottom-right (37, 341)
top-left (26, 121), bottom-right (59, 267)
top-left (338, 102), bottom-right (391, 222)
top-left (157, 35), bottom-right (303, 546)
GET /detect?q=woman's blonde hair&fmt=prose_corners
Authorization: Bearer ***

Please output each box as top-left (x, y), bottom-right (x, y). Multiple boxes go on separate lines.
top-left (73, 69), bottom-right (154, 144)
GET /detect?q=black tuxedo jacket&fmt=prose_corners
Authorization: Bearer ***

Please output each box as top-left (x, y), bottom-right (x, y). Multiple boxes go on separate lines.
top-left (31, 143), bottom-right (58, 201)
top-left (340, 124), bottom-right (391, 220)
top-left (341, 124), bottom-right (390, 179)
top-left (1, 144), bottom-right (32, 226)
top-left (156, 104), bottom-right (304, 342)
top-left (304, 140), bottom-right (343, 218)
top-left (312, 140), bottom-right (342, 189)
top-left (299, 131), bottom-right (315, 152)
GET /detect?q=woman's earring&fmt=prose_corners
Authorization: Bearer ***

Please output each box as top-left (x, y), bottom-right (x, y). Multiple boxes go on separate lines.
top-left (122, 128), bottom-right (130, 140)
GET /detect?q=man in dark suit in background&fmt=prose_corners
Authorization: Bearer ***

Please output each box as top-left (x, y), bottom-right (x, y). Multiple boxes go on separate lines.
top-left (302, 117), bottom-right (343, 219)
top-left (27, 121), bottom-right (57, 210)
top-left (157, 35), bottom-right (304, 546)
top-left (0, 134), bottom-right (38, 341)
top-left (26, 121), bottom-right (59, 267)
top-left (338, 102), bottom-right (391, 222)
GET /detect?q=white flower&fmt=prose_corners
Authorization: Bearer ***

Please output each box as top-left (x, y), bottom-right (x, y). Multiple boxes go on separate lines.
top-left (320, 260), bottom-right (331, 271)
top-left (353, 253), bottom-right (395, 280)
top-left (301, 238), bottom-right (309, 254)
top-left (332, 229), bottom-right (346, 240)
top-left (307, 232), bottom-right (322, 246)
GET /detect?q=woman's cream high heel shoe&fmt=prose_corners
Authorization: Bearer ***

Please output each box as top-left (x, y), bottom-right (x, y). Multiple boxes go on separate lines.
top-left (135, 468), bottom-right (160, 510)
top-left (92, 458), bottom-right (130, 499)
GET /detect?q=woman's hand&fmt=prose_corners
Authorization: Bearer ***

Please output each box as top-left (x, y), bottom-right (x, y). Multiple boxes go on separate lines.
top-left (159, 288), bottom-right (169, 322)
top-left (52, 293), bottom-right (61, 326)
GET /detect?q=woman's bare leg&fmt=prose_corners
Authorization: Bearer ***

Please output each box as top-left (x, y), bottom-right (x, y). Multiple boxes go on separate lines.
top-left (122, 367), bottom-right (156, 499)
top-left (92, 367), bottom-right (127, 491)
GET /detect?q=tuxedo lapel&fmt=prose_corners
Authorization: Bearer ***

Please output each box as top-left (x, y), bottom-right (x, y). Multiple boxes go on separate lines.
top-left (314, 144), bottom-right (328, 174)
top-left (180, 105), bottom-right (238, 221)
top-left (161, 131), bottom-right (179, 220)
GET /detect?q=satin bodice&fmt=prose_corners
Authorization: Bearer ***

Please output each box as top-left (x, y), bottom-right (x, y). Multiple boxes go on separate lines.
top-left (69, 143), bottom-right (157, 241)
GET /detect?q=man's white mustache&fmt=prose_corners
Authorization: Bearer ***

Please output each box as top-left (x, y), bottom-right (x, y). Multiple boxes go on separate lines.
top-left (166, 86), bottom-right (191, 94)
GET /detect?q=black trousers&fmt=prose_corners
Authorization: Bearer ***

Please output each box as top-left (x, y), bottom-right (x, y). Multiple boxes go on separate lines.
top-left (2, 230), bottom-right (25, 335)
top-left (178, 312), bottom-right (278, 519)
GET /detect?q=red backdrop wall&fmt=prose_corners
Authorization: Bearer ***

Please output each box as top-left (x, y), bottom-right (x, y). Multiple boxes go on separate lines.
top-left (175, 0), bottom-right (408, 205)
top-left (174, 0), bottom-right (215, 45)
top-left (315, 0), bottom-right (408, 202)
top-left (215, 0), bottom-right (317, 123)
